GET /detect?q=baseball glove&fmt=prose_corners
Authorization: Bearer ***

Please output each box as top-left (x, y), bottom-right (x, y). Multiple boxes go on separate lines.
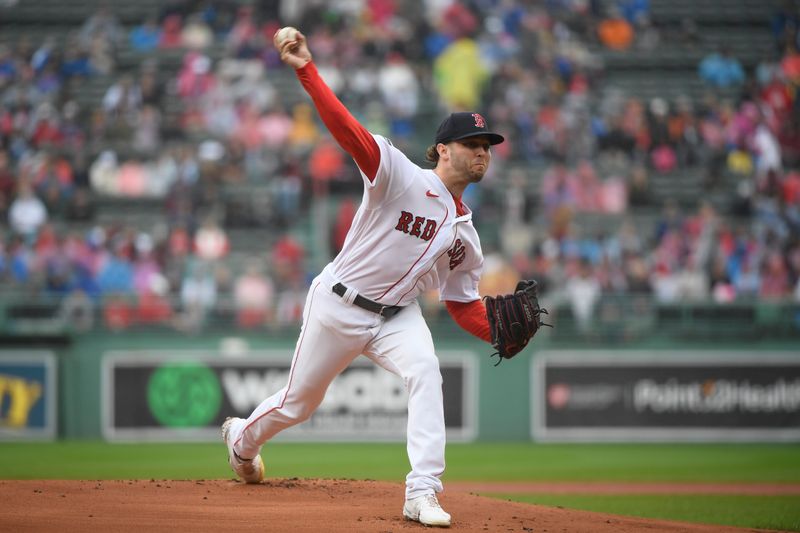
top-left (484, 279), bottom-right (550, 365)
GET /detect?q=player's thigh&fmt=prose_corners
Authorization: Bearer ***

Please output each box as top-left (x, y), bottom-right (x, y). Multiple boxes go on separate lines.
top-left (289, 281), bottom-right (378, 394)
top-left (363, 301), bottom-right (440, 379)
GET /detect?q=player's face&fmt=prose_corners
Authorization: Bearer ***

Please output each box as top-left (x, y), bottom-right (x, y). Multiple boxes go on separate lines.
top-left (449, 137), bottom-right (492, 182)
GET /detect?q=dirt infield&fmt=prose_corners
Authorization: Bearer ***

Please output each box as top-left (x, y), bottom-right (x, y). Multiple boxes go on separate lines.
top-left (448, 481), bottom-right (800, 496)
top-left (0, 478), bottom-right (788, 532)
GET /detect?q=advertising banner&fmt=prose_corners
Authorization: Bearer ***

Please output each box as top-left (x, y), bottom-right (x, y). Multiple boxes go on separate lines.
top-left (0, 351), bottom-right (57, 440)
top-left (532, 351), bottom-right (800, 442)
top-left (103, 351), bottom-right (477, 442)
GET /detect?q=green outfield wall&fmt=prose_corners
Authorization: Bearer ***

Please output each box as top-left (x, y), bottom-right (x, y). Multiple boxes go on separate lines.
top-left (2, 325), bottom-right (798, 442)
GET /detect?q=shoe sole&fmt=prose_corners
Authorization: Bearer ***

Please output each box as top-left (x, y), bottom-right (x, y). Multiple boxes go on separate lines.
top-left (403, 512), bottom-right (450, 527)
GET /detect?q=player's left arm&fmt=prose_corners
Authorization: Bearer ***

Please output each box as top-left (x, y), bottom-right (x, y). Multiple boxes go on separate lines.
top-left (442, 260), bottom-right (491, 343)
top-left (445, 299), bottom-right (491, 342)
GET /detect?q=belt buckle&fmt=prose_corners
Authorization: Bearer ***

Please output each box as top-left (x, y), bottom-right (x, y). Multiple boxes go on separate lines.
top-left (378, 305), bottom-right (387, 317)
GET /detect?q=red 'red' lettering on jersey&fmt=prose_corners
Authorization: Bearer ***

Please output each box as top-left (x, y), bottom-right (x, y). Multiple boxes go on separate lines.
top-left (421, 219), bottom-right (437, 241)
top-left (394, 211), bottom-right (437, 241)
top-left (448, 238), bottom-right (466, 270)
top-left (472, 113), bottom-right (485, 128)
top-left (410, 216), bottom-right (425, 237)
top-left (395, 211), bottom-right (414, 233)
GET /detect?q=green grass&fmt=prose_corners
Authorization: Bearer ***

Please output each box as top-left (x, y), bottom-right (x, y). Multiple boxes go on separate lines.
top-left (0, 442), bottom-right (798, 482)
top-left (445, 443), bottom-right (800, 483)
top-left (1, 442), bottom-right (799, 531)
top-left (494, 494), bottom-right (800, 532)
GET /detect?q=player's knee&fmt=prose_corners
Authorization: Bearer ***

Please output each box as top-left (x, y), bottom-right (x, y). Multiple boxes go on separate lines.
top-left (282, 402), bottom-right (317, 424)
top-left (294, 405), bottom-right (316, 423)
top-left (283, 388), bottom-right (324, 422)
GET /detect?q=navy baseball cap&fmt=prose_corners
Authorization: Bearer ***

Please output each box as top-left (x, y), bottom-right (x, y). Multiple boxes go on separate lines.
top-left (434, 112), bottom-right (505, 145)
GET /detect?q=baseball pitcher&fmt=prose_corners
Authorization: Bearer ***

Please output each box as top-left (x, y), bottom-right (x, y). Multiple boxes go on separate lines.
top-left (222, 26), bottom-right (547, 528)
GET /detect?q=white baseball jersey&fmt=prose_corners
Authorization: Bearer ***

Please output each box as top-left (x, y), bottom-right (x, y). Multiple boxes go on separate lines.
top-left (328, 134), bottom-right (484, 306)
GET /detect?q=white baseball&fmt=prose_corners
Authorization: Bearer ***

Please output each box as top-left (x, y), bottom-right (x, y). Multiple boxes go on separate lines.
top-left (275, 26), bottom-right (299, 46)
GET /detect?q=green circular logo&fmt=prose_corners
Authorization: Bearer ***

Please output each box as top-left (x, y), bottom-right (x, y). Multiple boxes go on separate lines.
top-left (147, 363), bottom-right (222, 427)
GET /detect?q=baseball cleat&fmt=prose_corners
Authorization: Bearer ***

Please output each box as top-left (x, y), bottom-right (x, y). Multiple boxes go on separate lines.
top-left (403, 493), bottom-right (451, 527)
top-left (221, 417), bottom-right (264, 484)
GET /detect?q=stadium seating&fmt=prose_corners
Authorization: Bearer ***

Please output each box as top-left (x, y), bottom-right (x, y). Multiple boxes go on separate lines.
top-left (0, 0), bottom-right (797, 340)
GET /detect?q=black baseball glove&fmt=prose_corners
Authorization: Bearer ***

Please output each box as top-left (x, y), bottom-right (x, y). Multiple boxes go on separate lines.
top-left (484, 280), bottom-right (550, 364)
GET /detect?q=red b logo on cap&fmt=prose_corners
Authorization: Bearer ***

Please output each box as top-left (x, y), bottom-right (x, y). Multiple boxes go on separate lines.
top-left (472, 113), bottom-right (485, 128)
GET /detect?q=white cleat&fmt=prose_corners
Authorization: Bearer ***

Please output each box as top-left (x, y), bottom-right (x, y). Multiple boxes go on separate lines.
top-left (403, 493), bottom-right (451, 527)
top-left (221, 417), bottom-right (264, 484)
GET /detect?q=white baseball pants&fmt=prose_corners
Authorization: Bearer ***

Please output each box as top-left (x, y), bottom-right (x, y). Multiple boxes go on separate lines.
top-left (230, 269), bottom-right (446, 499)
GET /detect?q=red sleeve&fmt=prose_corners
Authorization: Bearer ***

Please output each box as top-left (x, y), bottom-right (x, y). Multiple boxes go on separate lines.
top-left (295, 62), bottom-right (380, 181)
top-left (445, 300), bottom-right (492, 343)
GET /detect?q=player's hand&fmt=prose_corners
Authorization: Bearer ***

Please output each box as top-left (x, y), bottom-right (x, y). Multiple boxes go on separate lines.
top-left (273, 28), bottom-right (312, 69)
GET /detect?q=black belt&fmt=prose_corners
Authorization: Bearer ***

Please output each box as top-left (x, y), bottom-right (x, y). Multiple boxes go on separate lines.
top-left (332, 283), bottom-right (404, 319)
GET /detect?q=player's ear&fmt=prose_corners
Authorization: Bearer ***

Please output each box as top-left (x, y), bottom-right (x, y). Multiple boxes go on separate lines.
top-left (436, 142), bottom-right (448, 160)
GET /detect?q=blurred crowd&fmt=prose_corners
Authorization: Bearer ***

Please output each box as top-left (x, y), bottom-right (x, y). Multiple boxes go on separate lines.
top-left (0, 0), bottom-right (799, 333)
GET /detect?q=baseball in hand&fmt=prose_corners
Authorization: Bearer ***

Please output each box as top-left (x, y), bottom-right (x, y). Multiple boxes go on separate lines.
top-left (275, 26), bottom-right (299, 46)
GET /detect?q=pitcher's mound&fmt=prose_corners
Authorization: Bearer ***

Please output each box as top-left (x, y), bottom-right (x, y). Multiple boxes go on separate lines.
top-left (0, 478), bottom-right (771, 532)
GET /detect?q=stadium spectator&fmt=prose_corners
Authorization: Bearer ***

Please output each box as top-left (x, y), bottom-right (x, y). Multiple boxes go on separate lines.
top-left (59, 288), bottom-right (95, 331)
top-left (88, 28), bottom-right (116, 75)
top-left (733, 254), bottom-right (761, 299)
top-left (573, 160), bottom-right (604, 212)
top-left (566, 259), bottom-right (601, 332)
top-left (752, 118), bottom-right (783, 180)
top-left (597, 8), bottom-right (634, 50)
top-left (699, 48), bottom-right (746, 88)
top-left (177, 53), bottom-right (216, 101)
top-left (132, 104), bottom-right (162, 154)
top-left (129, 17), bottom-right (162, 53)
top-left (760, 250), bottom-right (791, 298)
top-left (138, 65), bottom-right (165, 107)
top-left (274, 274), bottom-right (306, 326)
top-left (60, 43), bottom-right (94, 79)
top-left (102, 74), bottom-right (143, 131)
top-left (8, 179), bottom-right (47, 239)
top-left (159, 15), bottom-right (184, 49)
top-left (96, 242), bottom-right (135, 295)
top-left (619, 0), bottom-right (650, 25)
top-left (771, 0), bottom-right (800, 53)
top-left (273, 164), bottom-right (303, 225)
top-left (178, 259), bottom-right (218, 331)
top-left (331, 197), bottom-right (356, 255)
top-left (194, 216), bottom-right (229, 261)
top-left (308, 138), bottom-right (346, 184)
top-left (115, 157), bottom-right (148, 197)
top-left (258, 104), bottom-right (293, 149)
top-left (433, 37), bottom-right (488, 109)
top-left (233, 262), bottom-right (274, 328)
top-left (103, 293), bottom-right (135, 330)
top-left (287, 102), bottom-right (320, 151)
top-left (30, 36), bottom-right (56, 75)
top-left (627, 164), bottom-right (653, 206)
top-left (136, 273), bottom-right (173, 325)
top-left (225, 5), bottom-right (259, 58)
top-left (64, 187), bottom-right (95, 222)
top-left (27, 101), bottom-right (63, 148)
top-left (540, 161), bottom-right (578, 216)
top-left (182, 13), bottom-right (215, 50)
top-left (378, 52), bottom-right (420, 139)
top-left (79, 4), bottom-right (123, 51)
